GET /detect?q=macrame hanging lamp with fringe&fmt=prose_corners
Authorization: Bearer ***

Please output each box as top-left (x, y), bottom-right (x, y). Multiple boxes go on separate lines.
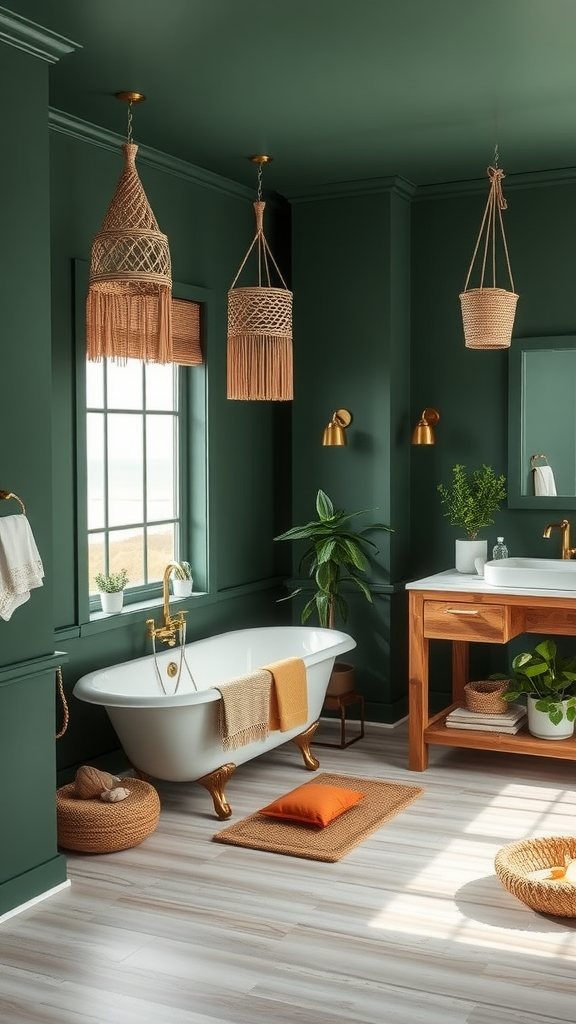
top-left (227, 155), bottom-right (293, 400)
top-left (86, 92), bottom-right (173, 364)
top-left (459, 161), bottom-right (519, 350)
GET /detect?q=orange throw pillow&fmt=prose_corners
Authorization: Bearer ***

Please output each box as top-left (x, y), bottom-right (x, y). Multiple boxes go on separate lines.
top-left (259, 783), bottom-right (365, 828)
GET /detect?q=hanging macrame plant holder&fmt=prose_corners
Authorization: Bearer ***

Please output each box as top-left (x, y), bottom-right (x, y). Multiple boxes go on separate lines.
top-left (227, 199), bottom-right (293, 401)
top-left (459, 165), bottom-right (519, 350)
top-left (86, 142), bottom-right (173, 363)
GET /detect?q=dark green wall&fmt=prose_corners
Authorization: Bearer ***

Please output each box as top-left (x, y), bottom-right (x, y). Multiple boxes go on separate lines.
top-left (0, 39), bottom-right (67, 916)
top-left (411, 179), bottom-right (576, 686)
top-left (288, 183), bottom-right (411, 721)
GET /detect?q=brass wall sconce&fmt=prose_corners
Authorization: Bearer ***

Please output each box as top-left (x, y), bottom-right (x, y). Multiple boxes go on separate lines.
top-left (411, 407), bottom-right (440, 445)
top-left (322, 409), bottom-right (353, 446)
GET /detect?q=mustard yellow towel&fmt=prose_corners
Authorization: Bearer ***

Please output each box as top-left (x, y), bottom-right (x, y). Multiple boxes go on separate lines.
top-left (214, 670), bottom-right (272, 751)
top-left (265, 657), bottom-right (308, 732)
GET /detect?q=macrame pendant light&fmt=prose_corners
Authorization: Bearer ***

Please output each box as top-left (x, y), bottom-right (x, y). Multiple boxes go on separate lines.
top-left (227, 156), bottom-right (293, 400)
top-left (86, 92), bottom-right (172, 363)
top-left (459, 163), bottom-right (519, 350)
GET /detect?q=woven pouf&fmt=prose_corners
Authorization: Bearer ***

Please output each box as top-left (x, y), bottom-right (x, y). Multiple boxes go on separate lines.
top-left (56, 778), bottom-right (160, 853)
top-left (495, 836), bottom-right (576, 917)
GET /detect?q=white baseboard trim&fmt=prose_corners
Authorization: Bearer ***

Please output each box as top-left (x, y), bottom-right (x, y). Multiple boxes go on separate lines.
top-left (0, 879), bottom-right (71, 926)
top-left (319, 714), bottom-right (408, 730)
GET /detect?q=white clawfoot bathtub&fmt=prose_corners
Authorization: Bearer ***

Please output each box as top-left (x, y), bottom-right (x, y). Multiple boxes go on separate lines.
top-left (73, 625), bottom-right (356, 818)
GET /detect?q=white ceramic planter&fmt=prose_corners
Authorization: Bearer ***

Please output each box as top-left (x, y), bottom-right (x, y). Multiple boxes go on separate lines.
top-left (527, 696), bottom-right (575, 740)
top-left (172, 578), bottom-right (193, 598)
top-left (455, 538), bottom-right (488, 574)
top-left (100, 590), bottom-right (124, 614)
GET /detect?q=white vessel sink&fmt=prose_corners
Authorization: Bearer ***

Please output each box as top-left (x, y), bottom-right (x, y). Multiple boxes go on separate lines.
top-left (484, 556), bottom-right (576, 591)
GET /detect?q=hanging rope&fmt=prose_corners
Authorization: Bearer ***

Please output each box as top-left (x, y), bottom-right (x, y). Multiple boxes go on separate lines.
top-left (55, 665), bottom-right (69, 739)
top-left (463, 166), bottom-right (515, 292)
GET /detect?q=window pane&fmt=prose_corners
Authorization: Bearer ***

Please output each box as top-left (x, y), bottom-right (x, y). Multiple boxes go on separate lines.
top-left (88, 532), bottom-right (105, 594)
top-left (87, 412), bottom-right (105, 530)
top-left (148, 524), bottom-right (175, 582)
top-left (109, 527), bottom-right (144, 587)
top-left (146, 362), bottom-right (176, 411)
top-left (108, 414), bottom-right (143, 526)
top-left (147, 414), bottom-right (176, 522)
top-left (86, 361), bottom-right (104, 408)
top-left (107, 360), bottom-right (143, 410)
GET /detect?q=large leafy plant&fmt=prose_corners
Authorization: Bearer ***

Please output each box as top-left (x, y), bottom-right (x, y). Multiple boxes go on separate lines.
top-left (502, 639), bottom-right (576, 726)
top-left (437, 463), bottom-right (506, 540)
top-left (274, 489), bottom-right (392, 628)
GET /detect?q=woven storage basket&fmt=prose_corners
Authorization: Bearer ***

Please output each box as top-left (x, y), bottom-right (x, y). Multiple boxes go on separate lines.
top-left (495, 836), bottom-right (576, 917)
top-left (464, 679), bottom-right (509, 714)
top-left (56, 778), bottom-right (160, 853)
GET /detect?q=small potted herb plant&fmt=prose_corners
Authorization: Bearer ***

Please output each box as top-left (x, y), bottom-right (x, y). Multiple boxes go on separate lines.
top-left (502, 638), bottom-right (576, 740)
top-left (437, 463), bottom-right (506, 573)
top-left (171, 561), bottom-right (193, 597)
top-left (94, 568), bottom-right (129, 614)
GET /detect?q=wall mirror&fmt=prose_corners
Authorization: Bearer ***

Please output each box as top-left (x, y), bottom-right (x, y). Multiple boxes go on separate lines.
top-left (508, 335), bottom-right (576, 509)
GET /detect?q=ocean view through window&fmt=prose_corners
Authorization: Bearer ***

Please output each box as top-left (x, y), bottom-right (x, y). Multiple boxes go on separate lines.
top-left (87, 358), bottom-right (181, 600)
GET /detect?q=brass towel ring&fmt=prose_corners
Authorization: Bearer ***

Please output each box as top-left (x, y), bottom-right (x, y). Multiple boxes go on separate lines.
top-left (0, 490), bottom-right (26, 515)
top-left (530, 454), bottom-right (549, 470)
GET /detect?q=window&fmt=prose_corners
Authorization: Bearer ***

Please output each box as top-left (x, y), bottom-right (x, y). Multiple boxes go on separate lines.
top-left (86, 358), bottom-right (183, 601)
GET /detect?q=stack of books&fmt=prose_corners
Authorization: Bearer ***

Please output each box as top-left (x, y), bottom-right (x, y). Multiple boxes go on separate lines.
top-left (445, 703), bottom-right (527, 734)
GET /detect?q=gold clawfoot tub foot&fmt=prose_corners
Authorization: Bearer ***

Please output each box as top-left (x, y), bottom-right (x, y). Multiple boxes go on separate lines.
top-left (197, 763), bottom-right (236, 819)
top-left (291, 721), bottom-right (320, 770)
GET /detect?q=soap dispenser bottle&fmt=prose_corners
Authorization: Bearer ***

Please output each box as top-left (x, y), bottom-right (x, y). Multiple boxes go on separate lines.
top-left (492, 537), bottom-right (508, 560)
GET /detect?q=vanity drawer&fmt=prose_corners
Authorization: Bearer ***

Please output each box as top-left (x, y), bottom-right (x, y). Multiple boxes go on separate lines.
top-left (423, 600), bottom-right (509, 642)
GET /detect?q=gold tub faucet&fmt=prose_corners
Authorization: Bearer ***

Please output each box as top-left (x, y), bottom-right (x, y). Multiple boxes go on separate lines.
top-left (543, 519), bottom-right (576, 560)
top-left (146, 562), bottom-right (188, 646)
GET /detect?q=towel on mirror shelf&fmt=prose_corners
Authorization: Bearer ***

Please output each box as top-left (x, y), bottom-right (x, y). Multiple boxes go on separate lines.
top-left (264, 657), bottom-right (308, 732)
top-left (213, 670), bottom-right (272, 751)
top-left (0, 515), bottom-right (44, 621)
top-left (533, 465), bottom-right (557, 496)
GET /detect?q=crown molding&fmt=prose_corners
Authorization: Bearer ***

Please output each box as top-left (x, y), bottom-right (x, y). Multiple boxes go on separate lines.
top-left (0, 7), bottom-right (79, 63)
top-left (283, 175), bottom-right (416, 204)
top-left (414, 165), bottom-right (576, 201)
top-left (48, 109), bottom-right (260, 203)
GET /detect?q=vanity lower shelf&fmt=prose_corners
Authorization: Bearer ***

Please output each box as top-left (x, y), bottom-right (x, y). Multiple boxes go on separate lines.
top-left (425, 705), bottom-right (576, 762)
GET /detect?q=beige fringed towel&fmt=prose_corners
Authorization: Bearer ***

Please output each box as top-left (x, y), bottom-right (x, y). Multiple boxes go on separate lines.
top-left (0, 515), bottom-right (44, 621)
top-left (265, 657), bottom-right (308, 732)
top-left (214, 670), bottom-right (272, 751)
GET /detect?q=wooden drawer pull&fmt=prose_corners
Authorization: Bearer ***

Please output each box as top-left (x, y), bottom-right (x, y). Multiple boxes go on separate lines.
top-left (446, 608), bottom-right (479, 615)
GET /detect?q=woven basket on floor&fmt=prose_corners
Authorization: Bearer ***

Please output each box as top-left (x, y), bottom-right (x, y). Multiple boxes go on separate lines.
top-left (495, 836), bottom-right (576, 917)
top-left (56, 778), bottom-right (160, 853)
top-left (464, 679), bottom-right (509, 714)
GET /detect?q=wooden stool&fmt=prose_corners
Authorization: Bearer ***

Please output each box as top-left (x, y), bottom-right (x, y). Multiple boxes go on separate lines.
top-left (316, 690), bottom-right (365, 749)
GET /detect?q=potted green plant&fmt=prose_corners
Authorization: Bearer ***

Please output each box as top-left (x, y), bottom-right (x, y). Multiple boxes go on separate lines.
top-left (94, 568), bottom-right (129, 614)
top-left (274, 489), bottom-right (392, 695)
top-left (171, 560), bottom-right (193, 597)
top-left (437, 463), bottom-right (506, 573)
top-left (501, 638), bottom-right (576, 740)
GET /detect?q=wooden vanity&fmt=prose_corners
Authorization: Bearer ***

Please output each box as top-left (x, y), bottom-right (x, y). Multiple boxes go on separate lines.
top-left (407, 570), bottom-right (576, 770)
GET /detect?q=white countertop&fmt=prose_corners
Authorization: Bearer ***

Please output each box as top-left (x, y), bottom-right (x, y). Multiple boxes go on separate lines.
top-left (405, 568), bottom-right (576, 600)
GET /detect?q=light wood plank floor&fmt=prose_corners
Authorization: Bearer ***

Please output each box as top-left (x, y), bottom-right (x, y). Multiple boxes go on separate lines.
top-left (1, 720), bottom-right (575, 1023)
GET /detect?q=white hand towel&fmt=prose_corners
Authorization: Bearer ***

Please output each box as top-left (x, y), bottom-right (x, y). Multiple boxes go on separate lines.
top-left (0, 515), bottom-right (44, 621)
top-left (533, 465), bottom-right (557, 497)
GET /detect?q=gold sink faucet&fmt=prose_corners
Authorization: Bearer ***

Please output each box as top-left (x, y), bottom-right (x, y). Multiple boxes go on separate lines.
top-left (543, 519), bottom-right (576, 559)
top-left (146, 562), bottom-right (188, 646)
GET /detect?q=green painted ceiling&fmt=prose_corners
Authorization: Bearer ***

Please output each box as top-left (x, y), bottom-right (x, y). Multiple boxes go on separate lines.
top-left (4, 0), bottom-right (576, 194)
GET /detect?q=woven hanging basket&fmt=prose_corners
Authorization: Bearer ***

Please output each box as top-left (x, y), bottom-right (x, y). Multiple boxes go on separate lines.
top-left (459, 165), bottom-right (519, 350)
top-left (87, 143), bottom-right (173, 364)
top-left (227, 201), bottom-right (293, 400)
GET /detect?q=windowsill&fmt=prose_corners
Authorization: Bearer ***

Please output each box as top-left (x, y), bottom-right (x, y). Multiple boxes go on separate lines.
top-left (81, 591), bottom-right (207, 637)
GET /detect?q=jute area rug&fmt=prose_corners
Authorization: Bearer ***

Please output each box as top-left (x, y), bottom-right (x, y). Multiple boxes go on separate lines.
top-left (213, 773), bottom-right (424, 862)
